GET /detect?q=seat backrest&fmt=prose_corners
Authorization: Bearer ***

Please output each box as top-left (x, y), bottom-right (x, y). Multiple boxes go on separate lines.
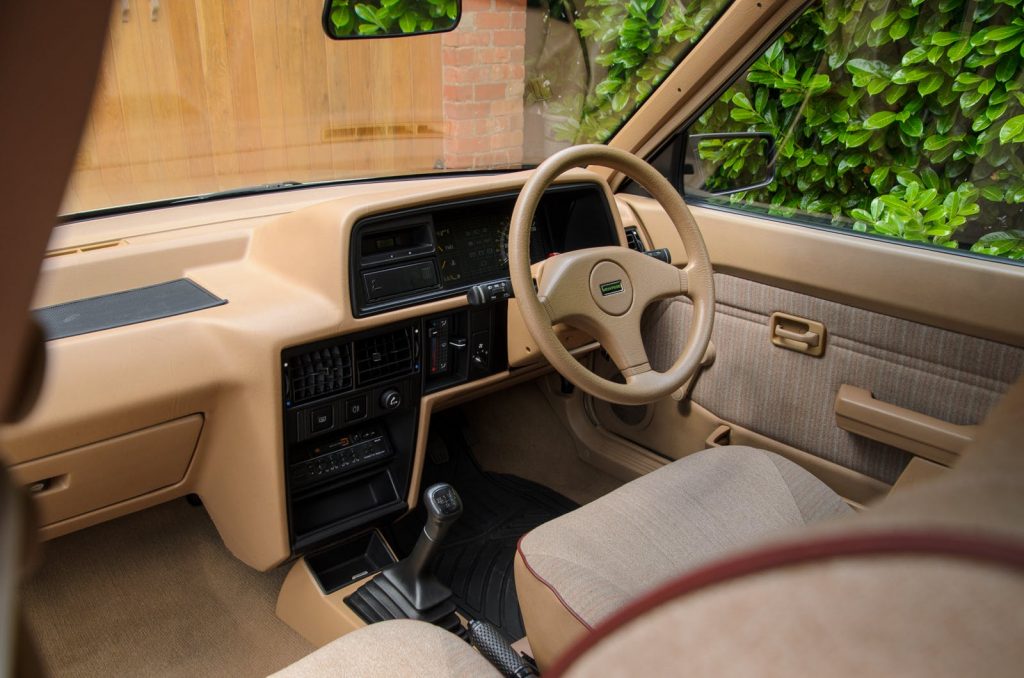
top-left (553, 378), bottom-right (1024, 677)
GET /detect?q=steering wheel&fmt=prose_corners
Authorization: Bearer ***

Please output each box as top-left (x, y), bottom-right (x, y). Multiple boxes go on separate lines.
top-left (509, 145), bottom-right (715, 406)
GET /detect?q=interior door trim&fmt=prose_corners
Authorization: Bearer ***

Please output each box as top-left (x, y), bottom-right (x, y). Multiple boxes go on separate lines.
top-left (621, 195), bottom-right (1024, 348)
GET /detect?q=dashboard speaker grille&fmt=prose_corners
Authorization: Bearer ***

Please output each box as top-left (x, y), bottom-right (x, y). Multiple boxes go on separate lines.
top-left (355, 327), bottom-right (415, 385)
top-left (286, 344), bottom-right (352, 405)
top-left (625, 227), bottom-right (645, 253)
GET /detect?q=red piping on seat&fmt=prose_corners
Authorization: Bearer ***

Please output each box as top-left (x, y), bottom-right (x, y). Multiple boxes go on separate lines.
top-left (549, 530), bottom-right (1024, 676)
top-left (515, 535), bottom-right (594, 632)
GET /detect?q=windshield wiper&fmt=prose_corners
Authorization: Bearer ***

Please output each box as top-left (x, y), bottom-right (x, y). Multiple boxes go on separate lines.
top-left (167, 181), bottom-right (306, 205)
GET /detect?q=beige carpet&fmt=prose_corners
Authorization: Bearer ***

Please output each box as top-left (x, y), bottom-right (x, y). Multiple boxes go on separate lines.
top-left (461, 381), bottom-right (622, 505)
top-left (21, 500), bottom-right (313, 678)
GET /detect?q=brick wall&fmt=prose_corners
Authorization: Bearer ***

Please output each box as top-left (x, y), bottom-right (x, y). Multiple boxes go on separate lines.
top-left (441, 0), bottom-right (526, 169)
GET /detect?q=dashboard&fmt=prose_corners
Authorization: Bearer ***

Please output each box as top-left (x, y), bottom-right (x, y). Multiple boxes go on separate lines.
top-left (350, 183), bottom-right (619, 316)
top-left (8, 170), bottom-right (631, 571)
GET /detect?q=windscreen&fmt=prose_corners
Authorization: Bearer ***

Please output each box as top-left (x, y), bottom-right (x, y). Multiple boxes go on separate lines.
top-left (61, 0), bottom-right (731, 215)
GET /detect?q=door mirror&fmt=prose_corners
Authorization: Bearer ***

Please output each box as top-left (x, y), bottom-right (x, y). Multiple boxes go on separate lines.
top-left (323, 0), bottom-right (461, 39)
top-left (683, 132), bottom-right (775, 197)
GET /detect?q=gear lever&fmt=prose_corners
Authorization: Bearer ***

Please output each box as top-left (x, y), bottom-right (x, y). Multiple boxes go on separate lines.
top-left (378, 482), bottom-right (463, 611)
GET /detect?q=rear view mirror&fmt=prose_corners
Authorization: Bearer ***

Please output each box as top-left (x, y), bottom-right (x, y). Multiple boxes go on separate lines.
top-left (683, 132), bottom-right (775, 196)
top-left (323, 0), bottom-right (461, 39)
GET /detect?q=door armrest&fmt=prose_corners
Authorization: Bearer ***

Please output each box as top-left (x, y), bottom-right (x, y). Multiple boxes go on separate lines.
top-left (834, 385), bottom-right (976, 466)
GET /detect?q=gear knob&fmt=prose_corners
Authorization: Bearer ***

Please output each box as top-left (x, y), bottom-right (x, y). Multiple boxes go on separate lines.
top-left (422, 483), bottom-right (462, 541)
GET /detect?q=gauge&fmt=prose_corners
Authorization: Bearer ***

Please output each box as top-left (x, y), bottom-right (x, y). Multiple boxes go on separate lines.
top-left (497, 217), bottom-right (511, 267)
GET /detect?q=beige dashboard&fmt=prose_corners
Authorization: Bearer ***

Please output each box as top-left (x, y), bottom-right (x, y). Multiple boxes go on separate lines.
top-left (0, 169), bottom-right (628, 571)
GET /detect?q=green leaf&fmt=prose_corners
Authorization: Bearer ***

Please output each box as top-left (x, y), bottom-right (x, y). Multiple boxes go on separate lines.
top-left (931, 32), bottom-right (961, 46)
top-left (844, 129), bottom-right (874, 147)
top-left (870, 12), bottom-right (897, 31)
top-left (918, 73), bottom-right (943, 95)
top-left (399, 11), bottom-right (417, 33)
top-left (354, 3), bottom-right (381, 26)
top-left (999, 115), bottom-right (1024, 143)
top-left (899, 116), bottom-right (924, 137)
top-left (331, 5), bottom-right (351, 30)
top-left (850, 208), bottom-right (875, 222)
top-left (885, 84), bottom-right (908, 105)
top-left (611, 88), bottom-right (630, 112)
top-left (923, 134), bottom-right (956, 151)
top-left (971, 230), bottom-right (1024, 257)
top-left (980, 185), bottom-right (1005, 201)
top-left (982, 26), bottom-right (1024, 43)
top-left (995, 36), bottom-right (1024, 55)
top-left (732, 92), bottom-right (754, 110)
top-left (890, 19), bottom-right (910, 40)
top-left (870, 166), bottom-right (891, 189)
top-left (996, 54), bottom-right (1019, 82)
top-left (864, 111), bottom-right (899, 129)
top-left (960, 90), bottom-right (984, 109)
top-left (900, 48), bottom-right (928, 66)
top-left (947, 39), bottom-right (972, 61)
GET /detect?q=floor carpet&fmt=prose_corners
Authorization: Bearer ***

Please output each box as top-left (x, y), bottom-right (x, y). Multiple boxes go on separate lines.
top-left (21, 500), bottom-right (313, 678)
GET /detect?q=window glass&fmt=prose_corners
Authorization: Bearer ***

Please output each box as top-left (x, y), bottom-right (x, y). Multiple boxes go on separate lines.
top-left (62, 0), bottom-right (730, 216)
top-left (686, 0), bottom-right (1024, 261)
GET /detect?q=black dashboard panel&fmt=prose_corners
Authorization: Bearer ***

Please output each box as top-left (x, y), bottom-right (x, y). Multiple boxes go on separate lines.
top-left (350, 182), bottom-right (619, 316)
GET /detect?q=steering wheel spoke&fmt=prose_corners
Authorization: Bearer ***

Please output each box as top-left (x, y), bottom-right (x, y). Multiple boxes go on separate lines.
top-left (598, 317), bottom-right (653, 376)
top-left (627, 250), bottom-right (689, 309)
top-left (535, 251), bottom-right (597, 326)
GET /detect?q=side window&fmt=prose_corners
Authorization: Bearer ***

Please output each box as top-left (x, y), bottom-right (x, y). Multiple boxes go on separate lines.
top-left (684, 0), bottom-right (1024, 262)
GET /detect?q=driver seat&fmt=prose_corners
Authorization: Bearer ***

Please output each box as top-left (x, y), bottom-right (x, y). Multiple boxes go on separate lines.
top-left (514, 445), bottom-right (852, 668)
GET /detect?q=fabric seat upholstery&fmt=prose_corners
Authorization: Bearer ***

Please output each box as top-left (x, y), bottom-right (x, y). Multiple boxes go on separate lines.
top-left (554, 379), bottom-right (1024, 677)
top-left (514, 445), bottom-right (852, 668)
top-left (270, 619), bottom-right (499, 678)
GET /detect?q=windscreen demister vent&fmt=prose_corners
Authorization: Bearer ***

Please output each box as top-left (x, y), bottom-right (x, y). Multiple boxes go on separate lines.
top-left (625, 227), bottom-right (645, 253)
top-left (285, 344), bottom-right (352, 405)
top-left (355, 327), bottom-right (415, 386)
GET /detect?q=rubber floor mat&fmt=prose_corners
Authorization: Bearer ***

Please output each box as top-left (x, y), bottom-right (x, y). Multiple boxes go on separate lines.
top-left (399, 412), bottom-right (578, 641)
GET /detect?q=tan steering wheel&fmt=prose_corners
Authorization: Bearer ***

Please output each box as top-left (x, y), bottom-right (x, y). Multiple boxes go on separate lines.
top-left (509, 145), bottom-right (715, 406)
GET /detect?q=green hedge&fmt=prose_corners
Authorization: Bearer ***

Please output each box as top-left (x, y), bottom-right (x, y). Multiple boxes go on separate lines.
top-left (335, 0), bottom-right (1024, 260)
top-left (547, 0), bottom-right (1023, 260)
top-left (688, 0), bottom-right (1024, 260)
top-left (327, 0), bottom-right (458, 36)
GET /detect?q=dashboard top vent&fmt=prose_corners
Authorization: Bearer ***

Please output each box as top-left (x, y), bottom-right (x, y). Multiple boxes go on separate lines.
top-left (355, 326), bottom-right (416, 386)
top-left (625, 226), bottom-right (645, 253)
top-left (285, 344), bottom-right (353, 406)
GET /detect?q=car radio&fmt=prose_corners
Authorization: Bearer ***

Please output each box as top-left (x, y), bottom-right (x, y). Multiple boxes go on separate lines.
top-left (289, 424), bottom-right (392, 491)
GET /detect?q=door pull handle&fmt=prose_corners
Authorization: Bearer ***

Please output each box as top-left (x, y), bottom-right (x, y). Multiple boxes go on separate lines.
top-left (774, 325), bottom-right (820, 347)
top-left (769, 312), bottom-right (826, 357)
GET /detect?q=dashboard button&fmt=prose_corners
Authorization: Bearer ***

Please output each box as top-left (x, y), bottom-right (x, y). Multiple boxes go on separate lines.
top-left (309, 405), bottom-right (334, 433)
top-left (379, 389), bottom-right (402, 410)
top-left (345, 395), bottom-right (368, 423)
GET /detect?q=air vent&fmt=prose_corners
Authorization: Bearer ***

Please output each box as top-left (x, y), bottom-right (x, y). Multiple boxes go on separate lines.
top-left (45, 239), bottom-right (127, 258)
top-left (285, 344), bottom-right (352, 405)
top-left (625, 227), bottom-right (645, 253)
top-left (355, 327), bottom-right (415, 386)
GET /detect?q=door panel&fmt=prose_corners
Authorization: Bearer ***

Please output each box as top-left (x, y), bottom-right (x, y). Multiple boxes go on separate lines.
top-left (629, 274), bottom-right (1021, 483)
top-left (586, 197), bottom-right (1023, 499)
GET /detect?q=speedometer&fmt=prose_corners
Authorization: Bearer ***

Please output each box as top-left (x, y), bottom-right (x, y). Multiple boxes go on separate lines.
top-left (497, 218), bottom-right (510, 267)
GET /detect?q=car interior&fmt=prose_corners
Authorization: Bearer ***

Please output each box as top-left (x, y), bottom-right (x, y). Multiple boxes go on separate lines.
top-left (1, 0), bottom-right (1023, 676)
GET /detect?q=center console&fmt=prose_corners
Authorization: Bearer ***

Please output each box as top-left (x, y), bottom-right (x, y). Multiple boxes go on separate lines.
top-left (282, 182), bottom-right (615, 554)
top-left (281, 306), bottom-right (507, 553)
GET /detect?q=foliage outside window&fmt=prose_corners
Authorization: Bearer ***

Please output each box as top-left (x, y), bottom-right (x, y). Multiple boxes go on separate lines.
top-left (332, 0), bottom-right (733, 141)
top-left (689, 0), bottom-right (1024, 261)
top-left (533, 0), bottom-right (732, 143)
top-left (328, 0), bottom-right (730, 143)
top-left (328, 0), bottom-right (459, 36)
